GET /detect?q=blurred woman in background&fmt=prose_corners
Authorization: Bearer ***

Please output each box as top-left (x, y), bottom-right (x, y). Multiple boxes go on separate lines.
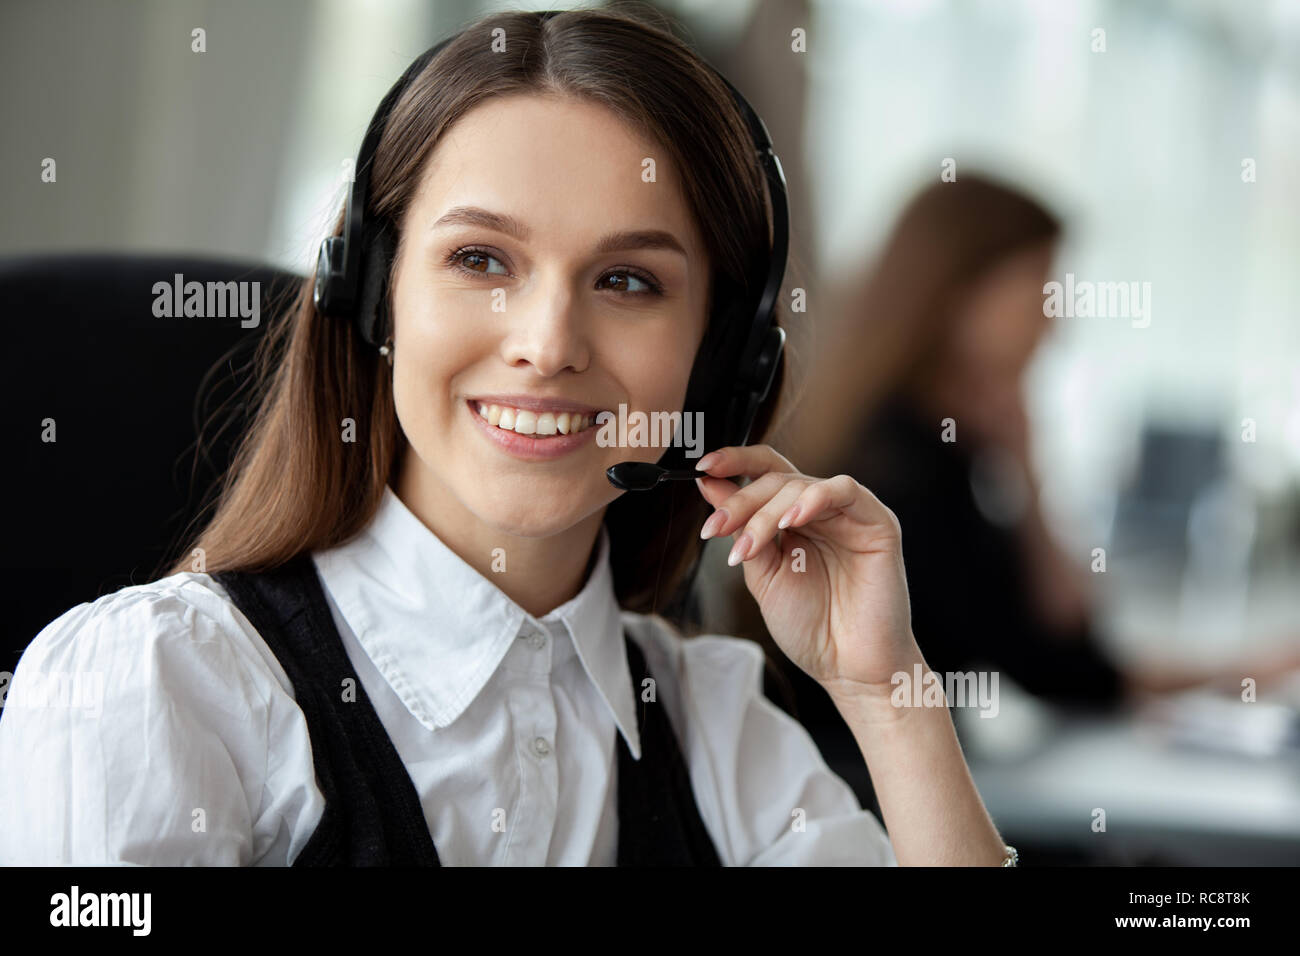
top-left (756, 174), bottom-right (1300, 725)
top-left (798, 175), bottom-right (1126, 708)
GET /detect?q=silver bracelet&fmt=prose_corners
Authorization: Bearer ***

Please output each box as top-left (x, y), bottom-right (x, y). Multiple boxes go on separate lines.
top-left (1001, 844), bottom-right (1019, 867)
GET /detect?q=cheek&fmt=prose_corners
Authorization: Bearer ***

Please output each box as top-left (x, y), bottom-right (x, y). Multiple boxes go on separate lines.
top-left (390, 285), bottom-right (475, 438)
top-left (617, 330), bottom-right (699, 412)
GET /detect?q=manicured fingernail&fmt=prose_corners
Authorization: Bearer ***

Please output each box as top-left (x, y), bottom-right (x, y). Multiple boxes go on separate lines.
top-left (695, 452), bottom-right (718, 471)
top-left (727, 532), bottom-right (752, 566)
top-left (700, 509), bottom-right (728, 540)
top-left (777, 505), bottom-right (799, 530)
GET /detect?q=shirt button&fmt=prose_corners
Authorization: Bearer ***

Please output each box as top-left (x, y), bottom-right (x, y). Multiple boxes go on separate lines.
top-left (533, 736), bottom-right (551, 757)
top-left (528, 631), bottom-right (546, 650)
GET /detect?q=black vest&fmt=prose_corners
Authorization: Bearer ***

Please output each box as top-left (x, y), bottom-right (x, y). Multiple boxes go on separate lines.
top-left (214, 555), bottom-right (724, 866)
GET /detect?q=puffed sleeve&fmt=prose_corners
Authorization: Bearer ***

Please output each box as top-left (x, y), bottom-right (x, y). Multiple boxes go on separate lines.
top-left (630, 619), bottom-right (897, 866)
top-left (0, 574), bottom-right (305, 865)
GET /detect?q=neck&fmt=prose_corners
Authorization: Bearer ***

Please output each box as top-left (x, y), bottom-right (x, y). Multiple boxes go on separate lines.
top-left (394, 466), bottom-right (605, 619)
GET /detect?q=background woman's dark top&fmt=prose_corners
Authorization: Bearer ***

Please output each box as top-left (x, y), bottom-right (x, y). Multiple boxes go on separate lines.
top-left (835, 395), bottom-right (1126, 712)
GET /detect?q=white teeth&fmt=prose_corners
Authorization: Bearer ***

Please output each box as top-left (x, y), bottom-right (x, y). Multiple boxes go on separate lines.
top-left (474, 402), bottom-right (598, 437)
top-left (513, 410), bottom-right (538, 435)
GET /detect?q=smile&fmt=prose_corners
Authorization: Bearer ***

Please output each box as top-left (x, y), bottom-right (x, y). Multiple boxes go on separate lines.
top-left (465, 398), bottom-right (605, 461)
top-left (474, 401), bottom-right (596, 436)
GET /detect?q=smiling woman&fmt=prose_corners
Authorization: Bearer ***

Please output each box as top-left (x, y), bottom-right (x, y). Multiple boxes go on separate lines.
top-left (0, 7), bottom-right (1011, 869)
top-left (386, 90), bottom-right (713, 603)
top-left (176, 12), bottom-right (775, 618)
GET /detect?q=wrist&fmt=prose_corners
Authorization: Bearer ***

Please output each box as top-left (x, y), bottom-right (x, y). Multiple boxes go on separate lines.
top-left (819, 643), bottom-right (929, 724)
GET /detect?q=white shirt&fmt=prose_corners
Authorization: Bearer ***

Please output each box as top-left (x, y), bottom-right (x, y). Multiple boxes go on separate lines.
top-left (0, 485), bottom-right (896, 866)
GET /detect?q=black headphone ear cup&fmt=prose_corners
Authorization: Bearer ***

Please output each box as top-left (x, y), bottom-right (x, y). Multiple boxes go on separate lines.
top-left (313, 235), bottom-right (348, 316)
top-left (355, 219), bottom-right (396, 346)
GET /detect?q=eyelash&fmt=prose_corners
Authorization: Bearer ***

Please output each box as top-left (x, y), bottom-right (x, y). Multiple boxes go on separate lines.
top-left (443, 245), bottom-right (665, 297)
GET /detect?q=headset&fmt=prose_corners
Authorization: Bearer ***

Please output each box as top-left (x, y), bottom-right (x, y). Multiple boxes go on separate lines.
top-left (313, 10), bottom-right (788, 486)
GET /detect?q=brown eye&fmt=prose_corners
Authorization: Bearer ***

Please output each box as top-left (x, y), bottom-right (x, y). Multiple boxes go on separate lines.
top-left (597, 270), bottom-right (660, 295)
top-left (448, 247), bottom-right (509, 277)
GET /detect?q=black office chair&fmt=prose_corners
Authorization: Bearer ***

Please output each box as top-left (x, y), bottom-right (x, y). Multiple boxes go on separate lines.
top-left (0, 252), bottom-right (304, 659)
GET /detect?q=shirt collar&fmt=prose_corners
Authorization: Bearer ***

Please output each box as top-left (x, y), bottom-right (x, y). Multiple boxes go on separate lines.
top-left (311, 485), bottom-right (641, 759)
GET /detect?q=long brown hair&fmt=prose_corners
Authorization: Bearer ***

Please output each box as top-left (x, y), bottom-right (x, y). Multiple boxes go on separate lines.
top-left (782, 173), bottom-right (1060, 474)
top-left (167, 6), bottom-right (788, 620)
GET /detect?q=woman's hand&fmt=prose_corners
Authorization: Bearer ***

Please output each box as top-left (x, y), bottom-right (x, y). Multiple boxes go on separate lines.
top-left (696, 445), bottom-right (1016, 866)
top-left (695, 444), bottom-right (921, 700)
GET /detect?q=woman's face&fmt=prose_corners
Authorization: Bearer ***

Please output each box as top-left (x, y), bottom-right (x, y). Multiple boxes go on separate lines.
top-left (947, 242), bottom-right (1055, 386)
top-left (389, 92), bottom-right (711, 539)
top-left (916, 242), bottom-right (1055, 443)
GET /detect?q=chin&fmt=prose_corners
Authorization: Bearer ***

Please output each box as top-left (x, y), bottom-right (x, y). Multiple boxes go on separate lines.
top-left (462, 480), bottom-right (606, 540)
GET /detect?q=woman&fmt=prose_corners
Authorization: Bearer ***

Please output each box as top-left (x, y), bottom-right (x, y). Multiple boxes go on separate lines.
top-left (788, 174), bottom-right (1300, 714)
top-left (0, 9), bottom-right (1011, 866)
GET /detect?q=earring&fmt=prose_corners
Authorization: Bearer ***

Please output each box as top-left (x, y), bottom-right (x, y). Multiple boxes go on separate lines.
top-left (378, 337), bottom-right (394, 366)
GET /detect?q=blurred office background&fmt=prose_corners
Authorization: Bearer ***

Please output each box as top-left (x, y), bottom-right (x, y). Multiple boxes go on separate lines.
top-left (3, 0), bottom-right (1300, 864)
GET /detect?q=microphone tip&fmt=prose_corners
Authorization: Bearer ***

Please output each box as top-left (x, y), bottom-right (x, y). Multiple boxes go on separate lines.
top-left (606, 461), bottom-right (661, 491)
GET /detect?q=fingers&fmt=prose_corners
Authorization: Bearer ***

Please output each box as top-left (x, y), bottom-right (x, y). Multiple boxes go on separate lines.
top-left (695, 444), bottom-right (803, 549)
top-left (694, 474), bottom-right (739, 511)
top-left (782, 474), bottom-right (902, 541)
top-left (699, 471), bottom-right (803, 543)
top-left (693, 446), bottom-right (901, 567)
top-left (724, 478), bottom-right (810, 567)
top-left (695, 444), bottom-right (798, 480)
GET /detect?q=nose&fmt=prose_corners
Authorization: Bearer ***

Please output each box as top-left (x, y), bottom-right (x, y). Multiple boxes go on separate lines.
top-left (498, 269), bottom-right (591, 376)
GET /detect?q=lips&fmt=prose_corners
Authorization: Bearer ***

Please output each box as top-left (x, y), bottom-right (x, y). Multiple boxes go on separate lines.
top-left (465, 398), bottom-right (604, 462)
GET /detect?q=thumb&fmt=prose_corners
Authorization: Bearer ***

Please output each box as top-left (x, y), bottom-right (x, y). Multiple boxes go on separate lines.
top-left (695, 474), bottom-right (740, 509)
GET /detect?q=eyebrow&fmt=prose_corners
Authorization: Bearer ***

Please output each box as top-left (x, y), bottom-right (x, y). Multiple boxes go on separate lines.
top-left (431, 205), bottom-right (687, 257)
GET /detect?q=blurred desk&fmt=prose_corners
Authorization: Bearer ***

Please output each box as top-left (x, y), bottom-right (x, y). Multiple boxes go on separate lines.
top-left (961, 547), bottom-right (1300, 865)
top-left (961, 700), bottom-right (1300, 865)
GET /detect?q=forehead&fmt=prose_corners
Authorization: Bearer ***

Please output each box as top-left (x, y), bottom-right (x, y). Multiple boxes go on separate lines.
top-left (408, 92), bottom-right (705, 256)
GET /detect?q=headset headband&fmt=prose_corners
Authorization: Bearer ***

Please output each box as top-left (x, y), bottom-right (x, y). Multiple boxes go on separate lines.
top-left (313, 12), bottom-right (788, 451)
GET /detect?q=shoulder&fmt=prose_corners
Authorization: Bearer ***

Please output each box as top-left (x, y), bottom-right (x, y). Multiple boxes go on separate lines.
top-left (0, 572), bottom-right (305, 865)
top-left (620, 612), bottom-right (897, 866)
top-left (12, 571), bottom-right (294, 701)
